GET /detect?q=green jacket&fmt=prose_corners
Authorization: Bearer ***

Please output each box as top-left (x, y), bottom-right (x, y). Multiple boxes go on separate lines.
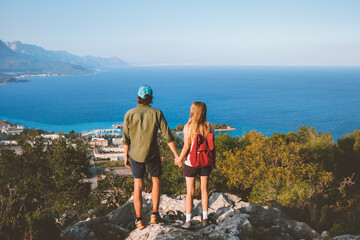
top-left (122, 104), bottom-right (174, 163)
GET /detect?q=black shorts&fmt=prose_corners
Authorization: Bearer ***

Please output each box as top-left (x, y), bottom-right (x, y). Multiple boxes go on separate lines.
top-left (184, 164), bottom-right (212, 177)
top-left (130, 156), bottom-right (162, 179)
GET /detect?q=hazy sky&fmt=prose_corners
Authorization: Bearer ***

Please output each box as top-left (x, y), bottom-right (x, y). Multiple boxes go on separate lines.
top-left (1, 0), bottom-right (360, 65)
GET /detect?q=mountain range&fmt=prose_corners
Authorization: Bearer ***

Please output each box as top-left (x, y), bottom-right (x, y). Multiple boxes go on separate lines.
top-left (0, 40), bottom-right (128, 79)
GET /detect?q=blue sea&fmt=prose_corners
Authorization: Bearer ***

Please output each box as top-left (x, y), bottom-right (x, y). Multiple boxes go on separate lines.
top-left (0, 66), bottom-right (359, 140)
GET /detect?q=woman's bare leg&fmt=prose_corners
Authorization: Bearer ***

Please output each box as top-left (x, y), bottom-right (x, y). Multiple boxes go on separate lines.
top-left (185, 177), bottom-right (195, 214)
top-left (200, 176), bottom-right (209, 212)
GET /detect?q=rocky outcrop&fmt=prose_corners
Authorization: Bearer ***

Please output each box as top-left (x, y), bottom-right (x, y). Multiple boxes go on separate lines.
top-left (60, 192), bottom-right (360, 240)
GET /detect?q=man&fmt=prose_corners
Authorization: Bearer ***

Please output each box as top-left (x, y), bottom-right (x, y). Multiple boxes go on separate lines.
top-left (123, 85), bottom-right (179, 230)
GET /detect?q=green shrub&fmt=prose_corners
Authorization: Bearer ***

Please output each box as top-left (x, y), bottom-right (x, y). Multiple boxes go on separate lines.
top-left (27, 209), bottom-right (60, 240)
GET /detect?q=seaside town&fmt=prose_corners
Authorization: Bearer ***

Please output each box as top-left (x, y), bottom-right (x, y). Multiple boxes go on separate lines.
top-left (0, 120), bottom-right (130, 187)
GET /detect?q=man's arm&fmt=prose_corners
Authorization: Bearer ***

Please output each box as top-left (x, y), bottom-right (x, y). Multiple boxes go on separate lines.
top-left (123, 144), bottom-right (131, 169)
top-left (158, 111), bottom-right (179, 159)
top-left (122, 113), bottom-right (131, 168)
top-left (167, 141), bottom-right (179, 159)
top-left (159, 111), bottom-right (175, 143)
top-left (122, 116), bottom-right (131, 146)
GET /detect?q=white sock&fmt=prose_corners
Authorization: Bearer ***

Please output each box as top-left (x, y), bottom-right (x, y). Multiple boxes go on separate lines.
top-left (203, 211), bottom-right (208, 220)
top-left (186, 213), bottom-right (192, 222)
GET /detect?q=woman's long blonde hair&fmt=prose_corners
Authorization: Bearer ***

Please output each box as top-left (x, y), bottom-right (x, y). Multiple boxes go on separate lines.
top-left (185, 101), bottom-right (210, 142)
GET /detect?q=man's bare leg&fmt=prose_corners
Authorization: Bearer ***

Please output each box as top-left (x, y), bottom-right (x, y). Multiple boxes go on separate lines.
top-left (134, 178), bottom-right (143, 218)
top-left (152, 177), bottom-right (160, 211)
top-left (150, 177), bottom-right (161, 224)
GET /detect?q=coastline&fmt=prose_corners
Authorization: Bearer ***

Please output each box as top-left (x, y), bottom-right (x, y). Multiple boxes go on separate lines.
top-left (13, 69), bottom-right (106, 79)
top-left (0, 79), bottom-right (29, 85)
top-left (175, 127), bottom-right (236, 136)
top-left (215, 127), bottom-right (236, 132)
top-left (0, 69), bottom-right (107, 85)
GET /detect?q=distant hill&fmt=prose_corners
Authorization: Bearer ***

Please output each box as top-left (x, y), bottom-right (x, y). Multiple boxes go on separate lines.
top-left (0, 40), bottom-right (16, 57)
top-left (0, 40), bottom-right (92, 75)
top-left (5, 41), bottom-right (128, 70)
top-left (0, 40), bottom-right (128, 78)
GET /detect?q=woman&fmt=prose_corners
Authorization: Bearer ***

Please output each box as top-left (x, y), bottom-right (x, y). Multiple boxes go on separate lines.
top-left (175, 101), bottom-right (215, 229)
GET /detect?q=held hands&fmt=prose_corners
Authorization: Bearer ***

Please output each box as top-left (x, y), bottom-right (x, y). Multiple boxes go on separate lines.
top-left (174, 156), bottom-right (183, 168)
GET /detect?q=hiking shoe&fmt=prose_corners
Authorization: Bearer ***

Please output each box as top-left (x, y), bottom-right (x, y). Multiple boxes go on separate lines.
top-left (150, 214), bottom-right (161, 224)
top-left (182, 221), bottom-right (191, 229)
top-left (202, 219), bottom-right (210, 227)
top-left (135, 219), bottom-right (145, 230)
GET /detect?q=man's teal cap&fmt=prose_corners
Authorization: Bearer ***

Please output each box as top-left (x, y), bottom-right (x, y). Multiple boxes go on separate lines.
top-left (138, 85), bottom-right (153, 99)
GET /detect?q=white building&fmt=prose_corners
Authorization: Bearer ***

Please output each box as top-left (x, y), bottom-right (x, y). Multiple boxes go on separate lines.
top-left (112, 137), bottom-right (123, 146)
top-left (90, 138), bottom-right (108, 147)
top-left (0, 140), bottom-right (18, 145)
top-left (99, 147), bottom-right (124, 152)
top-left (41, 133), bottom-right (60, 140)
top-left (3, 128), bottom-right (23, 135)
top-left (0, 121), bottom-right (24, 135)
top-left (93, 147), bottom-right (124, 161)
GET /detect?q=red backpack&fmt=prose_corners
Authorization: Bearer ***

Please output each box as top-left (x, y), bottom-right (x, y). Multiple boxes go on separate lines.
top-left (188, 132), bottom-right (215, 168)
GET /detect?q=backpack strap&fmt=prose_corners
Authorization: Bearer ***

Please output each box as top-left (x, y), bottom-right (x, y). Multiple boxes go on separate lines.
top-left (206, 132), bottom-right (215, 151)
top-left (190, 134), bottom-right (201, 163)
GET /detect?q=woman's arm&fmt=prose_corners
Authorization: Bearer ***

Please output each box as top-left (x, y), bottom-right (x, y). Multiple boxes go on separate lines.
top-left (174, 126), bottom-right (191, 166)
top-left (178, 139), bottom-right (191, 161)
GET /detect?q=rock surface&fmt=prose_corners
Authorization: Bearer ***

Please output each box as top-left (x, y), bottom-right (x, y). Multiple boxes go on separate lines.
top-left (60, 192), bottom-right (360, 240)
top-left (331, 236), bottom-right (360, 240)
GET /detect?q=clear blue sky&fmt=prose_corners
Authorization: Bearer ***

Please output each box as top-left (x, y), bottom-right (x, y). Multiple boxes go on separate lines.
top-left (1, 0), bottom-right (360, 65)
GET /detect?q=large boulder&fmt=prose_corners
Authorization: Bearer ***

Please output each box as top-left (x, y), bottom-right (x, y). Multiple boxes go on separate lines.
top-left (60, 192), bottom-right (357, 240)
